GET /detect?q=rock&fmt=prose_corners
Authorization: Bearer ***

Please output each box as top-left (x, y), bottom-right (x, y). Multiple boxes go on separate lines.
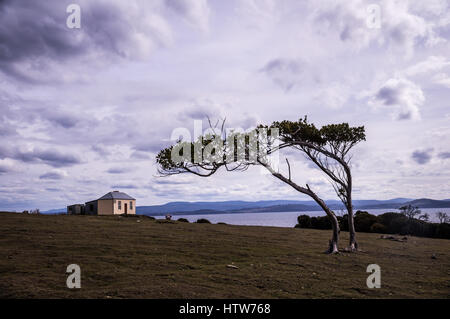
top-left (226, 264), bottom-right (239, 269)
top-left (380, 235), bottom-right (407, 242)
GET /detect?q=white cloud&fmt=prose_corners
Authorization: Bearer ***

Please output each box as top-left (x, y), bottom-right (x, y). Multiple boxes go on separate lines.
top-left (372, 78), bottom-right (425, 121)
top-left (403, 56), bottom-right (450, 76)
top-left (312, 0), bottom-right (445, 56)
top-left (166, 0), bottom-right (211, 32)
top-left (432, 72), bottom-right (450, 88)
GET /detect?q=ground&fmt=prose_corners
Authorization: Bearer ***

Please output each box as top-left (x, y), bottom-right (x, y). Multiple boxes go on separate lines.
top-left (0, 212), bottom-right (449, 298)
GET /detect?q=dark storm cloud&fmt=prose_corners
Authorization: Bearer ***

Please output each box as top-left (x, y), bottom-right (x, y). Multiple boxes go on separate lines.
top-left (0, 0), bottom-right (171, 82)
top-left (154, 179), bottom-right (190, 185)
top-left (438, 152), bottom-right (450, 159)
top-left (111, 184), bottom-right (137, 189)
top-left (0, 164), bottom-right (12, 174)
top-left (260, 58), bottom-right (305, 91)
top-left (19, 149), bottom-right (81, 167)
top-left (91, 145), bottom-right (111, 157)
top-left (39, 171), bottom-right (65, 180)
top-left (134, 139), bottom-right (171, 154)
top-left (106, 167), bottom-right (134, 174)
top-left (44, 110), bottom-right (82, 128)
top-left (376, 86), bottom-right (400, 105)
top-left (130, 151), bottom-right (150, 160)
top-left (0, 0), bottom-right (84, 80)
top-left (0, 1), bottom-right (82, 62)
top-left (411, 149), bottom-right (433, 165)
top-left (1, 146), bottom-right (81, 167)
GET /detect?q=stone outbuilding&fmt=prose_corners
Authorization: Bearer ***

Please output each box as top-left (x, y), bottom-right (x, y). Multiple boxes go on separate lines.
top-left (68, 191), bottom-right (136, 215)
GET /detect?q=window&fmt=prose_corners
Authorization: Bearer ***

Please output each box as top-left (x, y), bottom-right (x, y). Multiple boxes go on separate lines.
top-left (130, 201), bottom-right (133, 210)
top-left (118, 201), bottom-right (122, 210)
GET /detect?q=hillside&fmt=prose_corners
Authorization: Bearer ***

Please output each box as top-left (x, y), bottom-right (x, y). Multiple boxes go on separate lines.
top-left (40, 198), bottom-right (450, 215)
top-left (0, 212), bottom-right (449, 298)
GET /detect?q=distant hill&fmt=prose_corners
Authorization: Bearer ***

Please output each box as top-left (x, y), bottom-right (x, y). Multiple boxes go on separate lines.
top-left (134, 198), bottom-right (449, 216)
top-left (404, 198), bottom-right (450, 208)
top-left (42, 198), bottom-right (450, 215)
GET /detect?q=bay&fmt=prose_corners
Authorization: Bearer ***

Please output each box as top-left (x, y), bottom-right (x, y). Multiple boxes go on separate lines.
top-left (154, 208), bottom-right (449, 227)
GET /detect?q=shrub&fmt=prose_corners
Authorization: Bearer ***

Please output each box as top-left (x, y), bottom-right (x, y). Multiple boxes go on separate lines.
top-left (293, 210), bottom-right (450, 239)
top-left (370, 222), bottom-right (387, 233)
top-left (310, 216), bottom-right (332, 229)
top-left (196, 218), bottom-right (211, 224)
top-left (217, 222), bottom-right (227, 225)
top-left (156, 219), bottom-right (175, 224)
top-left (338, 215), bottom-right (349, 231)
top-left (378, 212), bottom-right (408, 233)
top-left (297, 215), bottom-right (311, 228)
top-left (435, 223), bottom-right (450, 239)
top-left (354, 211), bottom-right (378, 232)
top-left (177, 218), bottom-right (189, 223)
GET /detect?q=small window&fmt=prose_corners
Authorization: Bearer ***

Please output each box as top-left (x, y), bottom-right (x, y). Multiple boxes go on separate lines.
top-left (130, 201), bottom-right (133, 210)
top-left (118, 201), bottom-right (122, 210)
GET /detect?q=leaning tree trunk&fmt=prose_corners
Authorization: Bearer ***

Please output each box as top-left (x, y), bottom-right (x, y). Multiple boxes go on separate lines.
top-left (346, 192), bottom-right (358, 251)
top-left (259, 160), bottom-right (340, 254)
top-left (308, 192), bottom-right (340, 254)
top-left (328, 210), bottom-right (340, 254)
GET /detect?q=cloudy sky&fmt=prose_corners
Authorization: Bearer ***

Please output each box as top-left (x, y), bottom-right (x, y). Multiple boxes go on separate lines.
top-left (1, 0), bottom-right (449, 211)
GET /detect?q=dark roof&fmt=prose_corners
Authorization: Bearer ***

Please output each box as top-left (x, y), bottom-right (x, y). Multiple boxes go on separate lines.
top-left (98, 191), bottom-right (135, 200)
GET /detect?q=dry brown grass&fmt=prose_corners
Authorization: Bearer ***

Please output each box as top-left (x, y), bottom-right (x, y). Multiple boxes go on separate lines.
top-left (0, 212), bottom-right (449, 298)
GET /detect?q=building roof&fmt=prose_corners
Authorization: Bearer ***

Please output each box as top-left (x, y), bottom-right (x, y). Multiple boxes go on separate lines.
top-left (98, 191), bottom-right (135, 200)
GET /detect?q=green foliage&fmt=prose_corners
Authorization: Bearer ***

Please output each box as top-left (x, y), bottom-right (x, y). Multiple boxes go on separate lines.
top-left (338, 214), bottom-right (349, 231)
top-left (272, 116), bottom-right (325, 145)
top-left (296, 211), bottom-right (450, 239)
top-left (156, 116), bottom-right (366, 173)
top-left (177, 218), bottom-right (189, 223)
top-left (399, 204), bottom-right (421, 219)
top-left (320, 123), bottom-right (366, 145)
top-left (196, 218), bottom-right (211, 224)
top-left (436, 223), bottom-right (450, 239)
top-left (354, 210), bottom-right (378, 232)
top-left (295, 215), bottom-right (331, 230)
top-left (297, 215), bottom-right (311, 228)
top-left (370, 222), bottom-right (387, 233)
top-left (271, 116), bottom-right (366, 152)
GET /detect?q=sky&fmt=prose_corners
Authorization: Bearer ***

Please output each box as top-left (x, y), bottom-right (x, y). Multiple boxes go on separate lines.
top-left (0, 0), bottom-right (449, 211)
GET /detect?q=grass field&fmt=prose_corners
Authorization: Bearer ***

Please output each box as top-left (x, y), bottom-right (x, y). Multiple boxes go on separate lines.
top-left (0, 212), bottom-right (449, 298)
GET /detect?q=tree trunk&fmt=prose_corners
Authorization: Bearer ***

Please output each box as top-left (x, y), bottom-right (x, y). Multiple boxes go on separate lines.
top-left (309, 192), bottom-right (340, 254)
top-left (327, 212), bottom-right (340, 254)
top-left (258, 160), bottom-right (340, 254)
top-left (346, 194), bottom-right (358, 251)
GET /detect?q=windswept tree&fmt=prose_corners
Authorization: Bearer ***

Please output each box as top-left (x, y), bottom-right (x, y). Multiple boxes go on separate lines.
top-left (157, 117), bottom-right (365, 253)
top-left (399, 204), bottom-right (421, 219)
top-left (437, 211), bottom-right (449, 224)
top-left (268, 118), bottom-right (366, 251)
